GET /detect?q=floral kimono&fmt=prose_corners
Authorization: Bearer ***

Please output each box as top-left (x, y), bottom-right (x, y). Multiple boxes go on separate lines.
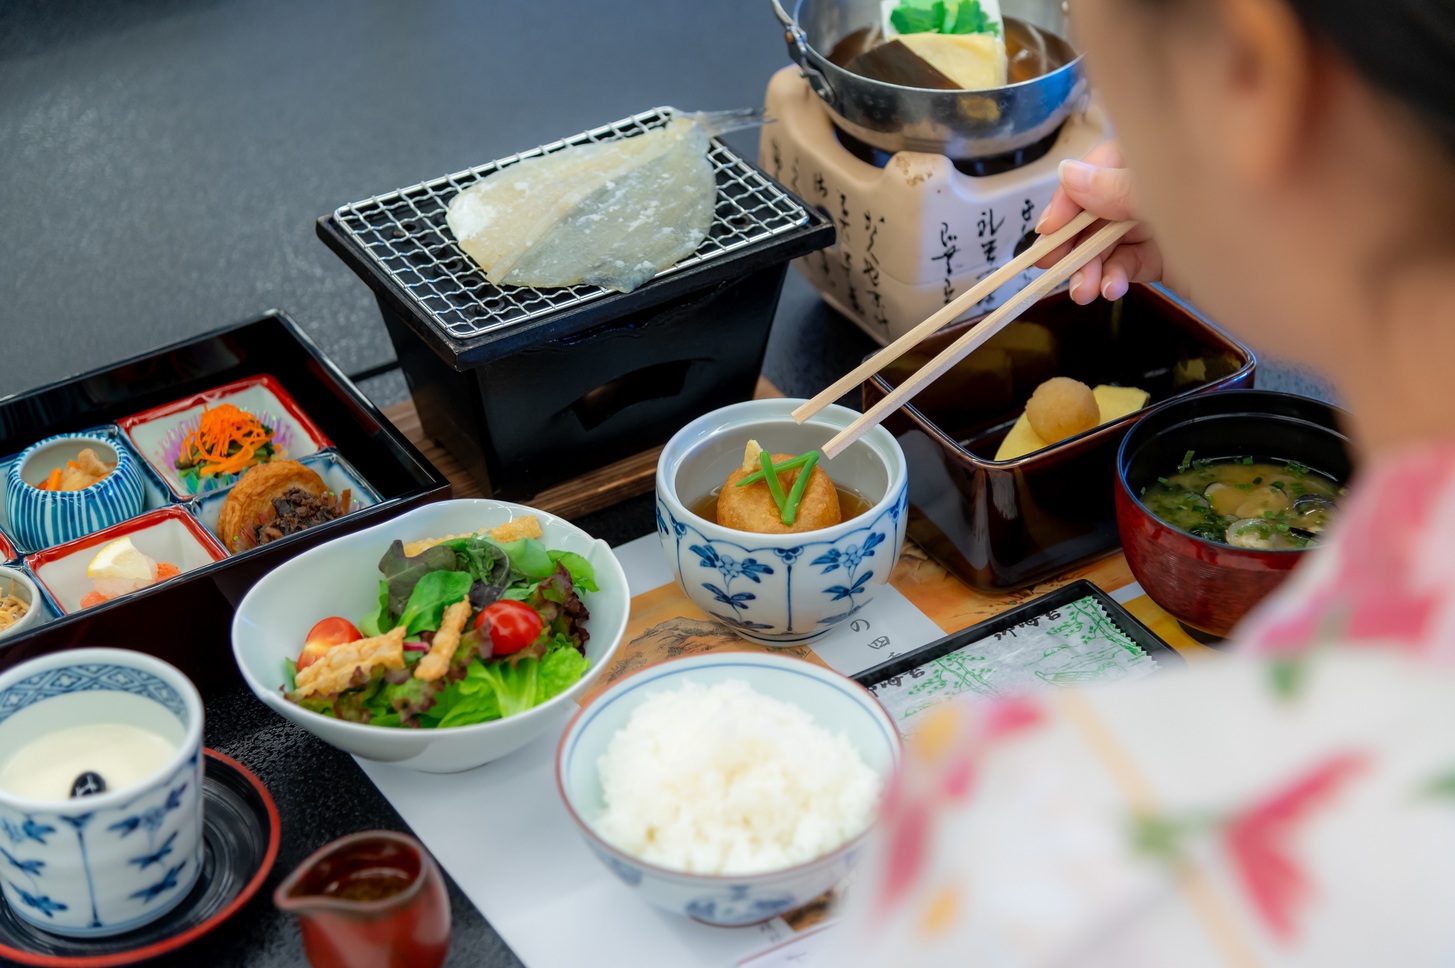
top-left (830, 444), bottom-right (1455, 965)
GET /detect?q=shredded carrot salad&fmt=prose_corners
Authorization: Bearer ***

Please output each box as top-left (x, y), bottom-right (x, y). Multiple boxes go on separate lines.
top-left (176, 404), bottom-right (276, 477)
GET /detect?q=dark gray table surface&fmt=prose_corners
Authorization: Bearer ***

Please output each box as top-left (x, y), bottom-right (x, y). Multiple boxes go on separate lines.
top-left (0, 2), bottom-right (1335, 965)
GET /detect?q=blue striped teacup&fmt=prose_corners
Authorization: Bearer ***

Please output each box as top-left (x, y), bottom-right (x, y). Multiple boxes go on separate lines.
top-left (5, 434), bottom-right (146, 552)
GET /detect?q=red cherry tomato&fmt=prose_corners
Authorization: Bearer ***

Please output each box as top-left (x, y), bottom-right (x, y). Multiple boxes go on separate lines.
top-left (299, 616), bottom-right (363, 670)
top-left (473, 600), bottom-right (545, 655)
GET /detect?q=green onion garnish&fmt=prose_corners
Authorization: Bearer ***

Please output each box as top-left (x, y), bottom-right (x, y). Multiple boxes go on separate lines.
top-left (736, 452), bottom-right (815, 487)
top-left (760, 451), bottom-right (788, 511)
top-left (780, 452), bottom-right (820, 526)
top-left (1179, 450), bottom-right (1195, 472)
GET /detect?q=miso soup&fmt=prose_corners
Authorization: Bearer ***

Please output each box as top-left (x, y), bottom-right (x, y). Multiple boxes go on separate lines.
top-left (1140, 455), bottom-right (1344, 550)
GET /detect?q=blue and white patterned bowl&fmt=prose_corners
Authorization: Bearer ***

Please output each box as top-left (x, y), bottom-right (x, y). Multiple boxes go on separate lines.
top-left (656, 399), bottom-right (909, 645)
top-left (556, 652), bottom-right (900, 927)
top-left (0, 648), bottom-right (204, 937)
top-left (4, 434), bottom-right (147, 552)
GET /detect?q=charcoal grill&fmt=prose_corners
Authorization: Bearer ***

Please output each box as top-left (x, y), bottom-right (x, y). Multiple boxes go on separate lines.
top-left (320, 107), bottom-right (833, 500)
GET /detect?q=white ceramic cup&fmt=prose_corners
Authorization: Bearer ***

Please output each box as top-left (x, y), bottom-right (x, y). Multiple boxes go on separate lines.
top-left (0, 648), bottom-right (205, 937)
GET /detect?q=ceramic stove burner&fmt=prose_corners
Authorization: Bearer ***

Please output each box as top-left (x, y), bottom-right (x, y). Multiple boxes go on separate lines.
top-left (761, 68), bottom-right (1113, 346)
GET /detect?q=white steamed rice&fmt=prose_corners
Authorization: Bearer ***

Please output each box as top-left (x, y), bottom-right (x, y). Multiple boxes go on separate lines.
top-left (592, 678), bottom-right (881, 875)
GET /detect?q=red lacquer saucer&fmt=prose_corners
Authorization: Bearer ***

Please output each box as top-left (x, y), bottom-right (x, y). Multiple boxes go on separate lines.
top-left (0, 750), bottom-right (280, 967)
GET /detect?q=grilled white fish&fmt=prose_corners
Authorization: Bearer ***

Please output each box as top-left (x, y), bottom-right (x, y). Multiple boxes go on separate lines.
top-left (445, 117), bottom-right (715, 294)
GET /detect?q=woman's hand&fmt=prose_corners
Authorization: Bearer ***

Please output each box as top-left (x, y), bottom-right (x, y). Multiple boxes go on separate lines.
top-left (1034, 141), bottom-right (1168, 304)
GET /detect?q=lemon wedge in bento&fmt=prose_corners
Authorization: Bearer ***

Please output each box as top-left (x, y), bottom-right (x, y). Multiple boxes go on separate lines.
top-left (87, 538), bottom-right (158, 598)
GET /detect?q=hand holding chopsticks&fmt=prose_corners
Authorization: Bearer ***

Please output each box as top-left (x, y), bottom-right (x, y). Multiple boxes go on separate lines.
top-left (790, 209), bottom-right (1099, 426)
top-left (800, 215), bottom-right (1139, 460)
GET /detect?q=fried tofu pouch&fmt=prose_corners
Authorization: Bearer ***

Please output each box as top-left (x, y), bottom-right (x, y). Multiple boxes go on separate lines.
top-left (717, 444), bottom-right (841, 535)
top-left (218, 460), bottom-right (328, 552)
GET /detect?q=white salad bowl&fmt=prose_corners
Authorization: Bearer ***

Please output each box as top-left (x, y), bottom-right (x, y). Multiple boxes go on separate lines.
top-left (557, 652), bottom-right (901, 927)
top-left (232, 499), bottom-right (629, 773)
top-left (655, 398), bottom-right (909, 646)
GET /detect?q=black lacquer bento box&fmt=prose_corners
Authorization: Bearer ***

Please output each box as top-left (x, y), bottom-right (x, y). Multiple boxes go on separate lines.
top-left (864, 285), bottom-right (1257, 592)
top-left (0, 312), bottom-right (449, 688)
top-left (317, 107), bottom-right (835, 501)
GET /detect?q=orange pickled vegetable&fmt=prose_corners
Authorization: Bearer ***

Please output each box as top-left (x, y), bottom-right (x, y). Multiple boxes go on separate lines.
top-left (155, 562), bottom-right (181, 579)
top-left (176, 404), bottom-right (276, 478)
top-left (39, 468), bottom-right (64, 491)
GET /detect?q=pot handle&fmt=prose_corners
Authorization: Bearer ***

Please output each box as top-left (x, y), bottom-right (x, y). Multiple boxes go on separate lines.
top-left (769, 0), bottom-right (838, 105)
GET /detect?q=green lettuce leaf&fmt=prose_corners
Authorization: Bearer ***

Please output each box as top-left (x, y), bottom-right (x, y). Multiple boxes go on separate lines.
top-left (396, 570), bottom-right (473, 636)
top-left (537, 636), bottom-right (590, 701)
top-left (359, 579), bottom-right (393, 637)
top-left (547, 550), bottom-right (599, 593)
top-left (428, 666), bottom-right (505, 729)
top-left (446, 535), bottom-right (513, 588)
top-left (498, 538), bottom-right (555, 580)
top-left (379, 540), bottom-right (459, 616)
top-left (426, 636), bottom-right (588, 728)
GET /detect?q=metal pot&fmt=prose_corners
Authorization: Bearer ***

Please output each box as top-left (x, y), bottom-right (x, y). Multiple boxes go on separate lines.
top-left (769, 0), bottom-right (1089, 159)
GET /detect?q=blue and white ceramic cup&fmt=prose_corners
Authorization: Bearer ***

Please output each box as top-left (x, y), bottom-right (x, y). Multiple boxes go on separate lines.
top-left (0, 648), bottom-right (205, 937)
top-left (655, 399), bottom-right (909, 645)
top-left (5, 434), bottom-right (146, 552)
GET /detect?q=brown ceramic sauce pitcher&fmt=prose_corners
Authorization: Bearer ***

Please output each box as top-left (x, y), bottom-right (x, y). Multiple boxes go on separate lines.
top-left (275, 830), bottom-right (449, 968)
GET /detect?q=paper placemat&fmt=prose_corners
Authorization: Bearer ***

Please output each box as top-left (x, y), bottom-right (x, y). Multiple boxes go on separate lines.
top-left (359, 535), bottom-right (1209, 967)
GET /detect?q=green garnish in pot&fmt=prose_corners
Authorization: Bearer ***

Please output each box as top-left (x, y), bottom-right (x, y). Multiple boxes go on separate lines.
top-left (1157, 477), bottom-right (1169, 486)
top-left (1286, 460), bottom-right (1310, 478)
top-left (736, 452), bottom-right (814, 488)
top-left (890, 0), bottom-right (1000, 36)
top-left (1271, 480), bottom-right (1285, 491)
top-left (780, 452), bottom-right (821, 527)
top-left (760, 451), bottom-right (789, 512)
top-left (1243, 457), bottom-right (1255, 465)
top-left (1179, 449), bottom-right (1196, 472)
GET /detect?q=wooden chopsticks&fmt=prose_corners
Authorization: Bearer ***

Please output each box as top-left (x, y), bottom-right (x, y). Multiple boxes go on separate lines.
top-left (805, 217), bottom-right (1139, 460)
top-left (791, 210), bottom-right (1098, 425)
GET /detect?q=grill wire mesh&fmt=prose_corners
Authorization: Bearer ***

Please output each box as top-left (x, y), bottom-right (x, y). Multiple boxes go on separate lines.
top-left (332, 108), bottom-right (812, 342)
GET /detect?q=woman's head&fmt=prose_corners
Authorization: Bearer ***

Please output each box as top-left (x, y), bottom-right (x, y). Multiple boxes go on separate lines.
top-left (1071, 0), bottom-right (1455, 370)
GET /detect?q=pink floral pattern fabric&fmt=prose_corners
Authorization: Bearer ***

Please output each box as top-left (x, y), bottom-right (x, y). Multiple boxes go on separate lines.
top-left (1239, 444), bottom-right (1455, 656)
top-left (826, 446), bottom-right (1455, 965)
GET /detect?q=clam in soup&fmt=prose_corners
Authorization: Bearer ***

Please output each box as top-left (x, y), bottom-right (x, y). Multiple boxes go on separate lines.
top-left (1141, 456), bottom-right (1344, 550)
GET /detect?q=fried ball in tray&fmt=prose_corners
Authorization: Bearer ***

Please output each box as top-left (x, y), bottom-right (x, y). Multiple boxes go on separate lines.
top-left (717, 443), bottom-right (842, 535)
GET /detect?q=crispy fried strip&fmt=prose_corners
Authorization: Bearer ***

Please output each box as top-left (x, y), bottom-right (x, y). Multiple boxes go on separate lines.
top-left (294, 626), bottom-right (406, 698)
top-left (415, 600), bottom-right (472, 682)
top-left (401, 516), bottom-right (543, 558)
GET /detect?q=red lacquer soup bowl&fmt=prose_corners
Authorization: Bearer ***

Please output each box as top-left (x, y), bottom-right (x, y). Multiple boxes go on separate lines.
top-left (1115, 390), bottom-right (1353, 639)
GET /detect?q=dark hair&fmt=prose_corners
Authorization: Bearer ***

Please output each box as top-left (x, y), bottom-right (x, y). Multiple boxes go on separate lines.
top-left (1288, 0), bottom-right (1455, 154)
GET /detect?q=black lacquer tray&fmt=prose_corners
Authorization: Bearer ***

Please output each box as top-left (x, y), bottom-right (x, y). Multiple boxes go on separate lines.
top-left (0, 311), bottom-right (449, 688)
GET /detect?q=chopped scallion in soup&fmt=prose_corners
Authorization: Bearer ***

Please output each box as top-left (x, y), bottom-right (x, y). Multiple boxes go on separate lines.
top-left (1140, 457), bottom-right (1344, 550)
